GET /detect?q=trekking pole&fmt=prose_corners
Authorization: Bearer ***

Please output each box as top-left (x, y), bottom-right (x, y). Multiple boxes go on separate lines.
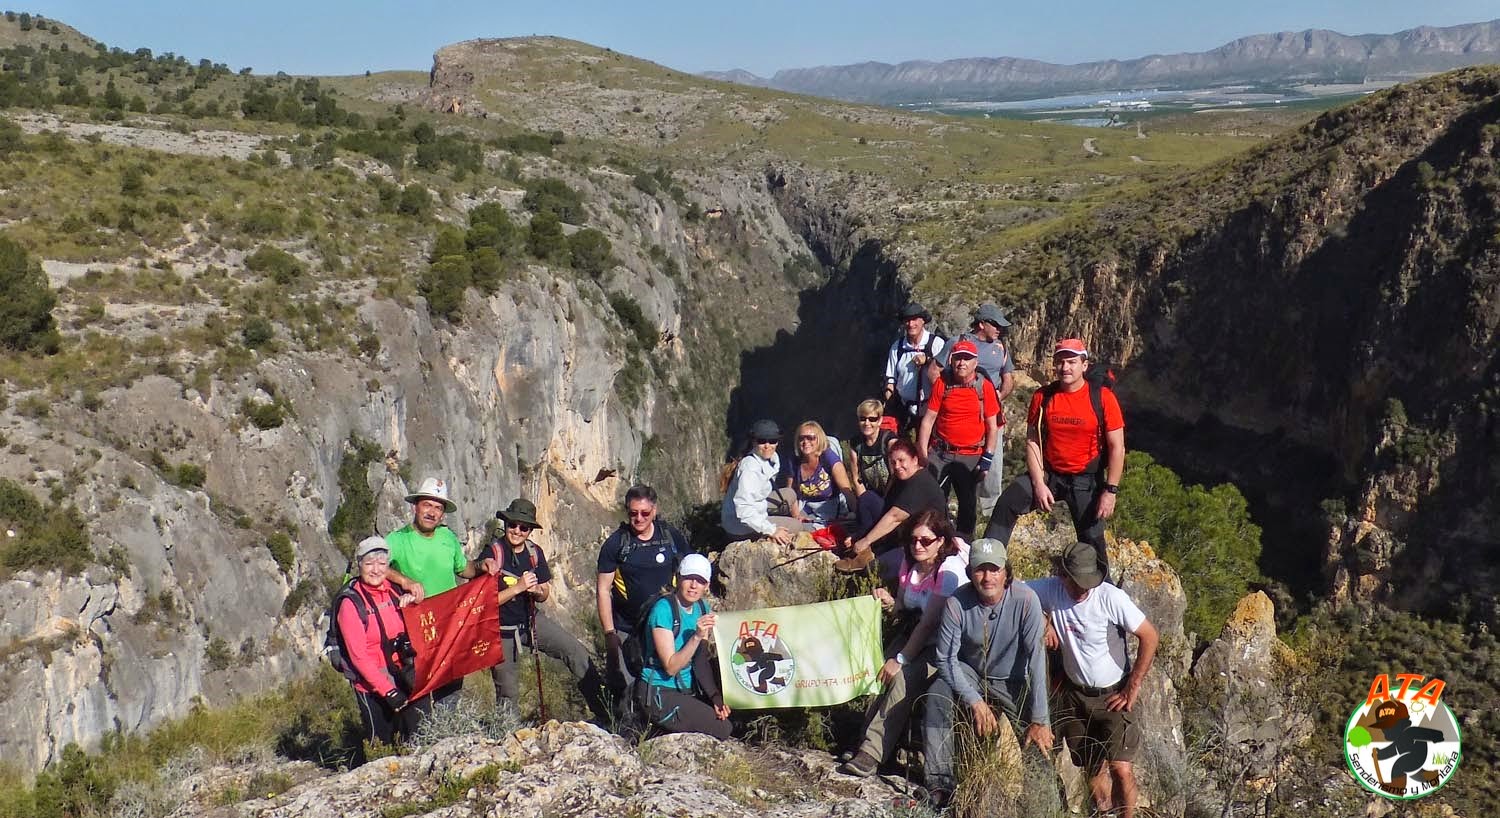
top-left (525, 547), bottom-right (548, 722)
top-left (1371, 748), bottom-right (1385, 787)
top-left (772, 548), bottom-right (825, 570)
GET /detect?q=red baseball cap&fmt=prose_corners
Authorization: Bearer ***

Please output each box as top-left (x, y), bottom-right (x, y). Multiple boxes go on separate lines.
top-left (1053, 339), bottom-right (1088, 358)
top-left (949, 339), bottom-right (979, 358)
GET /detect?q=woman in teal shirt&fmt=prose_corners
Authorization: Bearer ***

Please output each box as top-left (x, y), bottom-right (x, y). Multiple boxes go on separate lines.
top-left (638, 553), bottom-right (732, 739)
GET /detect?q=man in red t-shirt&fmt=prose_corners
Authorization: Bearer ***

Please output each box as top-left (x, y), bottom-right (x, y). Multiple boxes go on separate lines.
top-left (916, 339), bottom-right (1002, 538)
top-left (982, 338), bottom-right (1124, 574)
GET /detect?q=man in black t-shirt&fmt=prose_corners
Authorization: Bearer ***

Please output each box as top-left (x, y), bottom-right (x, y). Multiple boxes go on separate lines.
top-left (596, 484), bottom-right (694, 688)
top-left (480, 499), bottom-right (610, 723)
top-left (838, 438), bottom-right (950, 572)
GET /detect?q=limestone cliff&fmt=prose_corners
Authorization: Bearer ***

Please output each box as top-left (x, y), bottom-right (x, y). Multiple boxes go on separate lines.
top-left (968, 67), bottom-right (1500, 620)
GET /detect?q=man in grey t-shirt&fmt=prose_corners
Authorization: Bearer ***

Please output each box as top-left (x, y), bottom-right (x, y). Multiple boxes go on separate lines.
top-left (922, 538), bottom-right (1052, 807)
top-left (938, 302), bottom-right (1015, 400)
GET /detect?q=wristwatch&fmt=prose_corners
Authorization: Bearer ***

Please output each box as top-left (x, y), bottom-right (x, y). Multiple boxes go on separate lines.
top-left (1103, 483), bottom-right (1120, 494)
top-left (895, 652), bottom-right (907, 666)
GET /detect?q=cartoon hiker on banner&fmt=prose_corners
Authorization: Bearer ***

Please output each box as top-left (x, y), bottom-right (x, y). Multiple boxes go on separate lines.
top-left (1359, 699), bottom-right (1449, 794)
top-left (735, 635), bottom-right (787, 694)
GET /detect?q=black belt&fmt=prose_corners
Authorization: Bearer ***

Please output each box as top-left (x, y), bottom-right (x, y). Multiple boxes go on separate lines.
top-left (1068, 677), bottom-right (1126, 697)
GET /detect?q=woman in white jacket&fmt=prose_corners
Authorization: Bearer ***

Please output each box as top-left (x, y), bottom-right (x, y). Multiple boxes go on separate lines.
top-left (721, 419), bottom-right (805, 546)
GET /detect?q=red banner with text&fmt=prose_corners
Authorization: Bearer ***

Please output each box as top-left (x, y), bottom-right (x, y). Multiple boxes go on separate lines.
top-left (402, 573), bottom-right (504, 701)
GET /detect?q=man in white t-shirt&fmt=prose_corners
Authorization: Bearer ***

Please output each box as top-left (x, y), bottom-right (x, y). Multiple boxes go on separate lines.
top-left (1029, 541), bottom-right (1159, 818)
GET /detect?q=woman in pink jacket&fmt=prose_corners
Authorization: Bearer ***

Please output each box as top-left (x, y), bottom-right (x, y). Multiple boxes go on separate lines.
top-left (337, 536), bottom-right (428, 755)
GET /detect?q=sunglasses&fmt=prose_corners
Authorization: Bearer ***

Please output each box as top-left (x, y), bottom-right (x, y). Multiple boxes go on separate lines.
top-left (506, 521), bottom-right (534, 533)
top-left (628, 510), bottom-right (654, 519)
top-left (858, 416), bottom-right (881, 423)
top-left (797, 434), bottom-right (817, 442)
top-left (755, 437), bottom-right (779, 445)
top-left (912, 535), bottom-right (942, 548)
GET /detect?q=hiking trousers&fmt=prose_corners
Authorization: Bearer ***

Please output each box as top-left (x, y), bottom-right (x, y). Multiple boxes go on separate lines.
top-left (928, 448), bottom-right (983, 538)
top-left (983, 471), bottom-right (1108, 575)
top-left (639, 683), bottom-right (732, 740)
top-left (856, 642), bottom-right (937, 764)
top-left (922, 665), bottom-right (1028, 791)
top-left (492, 610), bottom-right (612, 723)
top-left (353, 688), bottom-right (431, 760)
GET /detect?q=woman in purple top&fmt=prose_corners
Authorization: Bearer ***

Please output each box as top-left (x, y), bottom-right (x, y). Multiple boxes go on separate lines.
top-left (784, 420), bottom-right (856, 525)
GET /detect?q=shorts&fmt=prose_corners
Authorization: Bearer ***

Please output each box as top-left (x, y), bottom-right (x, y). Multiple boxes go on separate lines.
top-left (1053, 681), bottom-right (1141, 769)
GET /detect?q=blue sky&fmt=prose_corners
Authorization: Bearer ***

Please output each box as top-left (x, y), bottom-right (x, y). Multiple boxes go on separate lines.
top-left (24, 1), bottom-right (1500, 77)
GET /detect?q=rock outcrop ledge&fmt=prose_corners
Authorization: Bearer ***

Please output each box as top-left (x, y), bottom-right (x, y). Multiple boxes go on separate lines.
top-left (167, 721), bottom-right (903, 818)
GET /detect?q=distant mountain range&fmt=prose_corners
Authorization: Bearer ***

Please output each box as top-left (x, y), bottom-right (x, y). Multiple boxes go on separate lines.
top-left (702, 19), bottom-right (1500, 103)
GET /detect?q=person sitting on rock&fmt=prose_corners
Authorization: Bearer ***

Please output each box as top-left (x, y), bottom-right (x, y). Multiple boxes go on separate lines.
top-left (1029, 541), bottom-right (1158, 818)
top-left (639, 553), bottom-right (732, 739)
top-left (846, 398), bottom-right (898, 502)
top-left (478, 498), bottom-right (611, 724)
top-left (337, 536), bottom-right (430, 760)
top-left (722, 419), bottom-right (804, 546)
top-left (783, 420), bottom-right (856, 526)
top-left (922, 538), bottom-right (1052, 808)
top-left (839, 509), bottom-right (970, 778)
top-left (837, 438), bottom-right (949, 573)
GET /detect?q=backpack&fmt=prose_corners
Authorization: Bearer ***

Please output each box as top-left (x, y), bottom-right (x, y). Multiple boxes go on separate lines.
top-left (893, 330), bottom-right (946, 405)
top-left (621, 590), bottom-right (709, 687)
top-left (845, 431), bottom-right (895, 494)
top-left (934, 367), bottom-right (996, 448)
top-left (1038, 363), bottom-right (1117, 474)
top-left (323, 581), bottom-right (417, 692)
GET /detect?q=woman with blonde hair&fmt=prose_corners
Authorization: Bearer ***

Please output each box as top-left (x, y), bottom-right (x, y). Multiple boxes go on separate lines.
top-left (784, 420), bottom-right (856, 525)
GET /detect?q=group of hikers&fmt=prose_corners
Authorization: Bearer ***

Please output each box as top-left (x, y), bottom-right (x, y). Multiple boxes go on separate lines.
top-left (330, 301), bottom-right (1158, 815)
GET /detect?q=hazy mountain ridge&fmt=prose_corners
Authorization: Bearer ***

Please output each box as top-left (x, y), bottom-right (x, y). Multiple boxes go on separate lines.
top-left (708, 18), bottom-right (1500, 102)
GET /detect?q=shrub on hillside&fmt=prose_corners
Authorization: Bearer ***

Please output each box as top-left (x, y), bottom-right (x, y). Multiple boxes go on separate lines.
top-left (266, 532), bottom-right (295, 575)
top-left (397, 184), bottom-right (432, 219)
top-left (467, 203), bottom-right (520, 255)
top-left (173, 463), bottom-right (206, 488)
top-left (521, 177), bottom-right (585, 223)
top-left (241, 317), bottom-right (274, 349)
top-left (244, 245), bottom-right (304, 285)
top-left (0, 479), bottom-right (91, 576)
top-left (0, 234), bottom-right (61, 354)
top-left (328, 436), bottom-right (384, 552)
top-left (421, 255), bottom-right (471, 320)
top-left (429, 225), bottom-right (466, 263)
top-left (241, 397), bottom-right (288, 430)
top-left (608, 293), bottom-right (656, 353)
top-left (568, 228), bottom-right (613, 279)
top-left (526, 211), bottom-right (569, 263)
top-left (1112, 450), bottom-right (1263, 641)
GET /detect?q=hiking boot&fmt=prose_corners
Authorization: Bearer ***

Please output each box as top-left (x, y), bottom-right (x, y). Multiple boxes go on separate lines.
top-left (1416, 769), bottom-right (1442, 785)
top-left (915, 785), bottom-right (952, 810)
top-left (838, 750), bottom-right (879, 778)
top-left (833, 549), bottom-right (875, 574)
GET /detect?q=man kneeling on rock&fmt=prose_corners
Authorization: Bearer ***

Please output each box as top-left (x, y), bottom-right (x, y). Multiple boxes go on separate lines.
top-left (923, 538), bottom-right (1052, 808)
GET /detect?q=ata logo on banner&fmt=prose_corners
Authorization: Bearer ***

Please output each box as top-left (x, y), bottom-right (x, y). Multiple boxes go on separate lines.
top-left (729, 619), bottom-right (797, 696)
top-left (1343, 673), bottom-right (1461, 799)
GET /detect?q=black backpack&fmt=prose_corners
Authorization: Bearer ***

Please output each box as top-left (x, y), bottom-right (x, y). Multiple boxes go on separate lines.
top-left (1039, 363), bottom-right (1117, 474)
top-left (323, 580), bottom-right (417, 693)
top-left (621, 590), bottom-right (708, 688)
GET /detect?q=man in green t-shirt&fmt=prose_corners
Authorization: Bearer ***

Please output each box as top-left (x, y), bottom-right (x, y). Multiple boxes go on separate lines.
top-left (384, 476), bottom-right (498, 708)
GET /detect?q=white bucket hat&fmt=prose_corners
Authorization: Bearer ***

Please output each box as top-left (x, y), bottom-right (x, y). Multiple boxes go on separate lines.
top-left (404, 476), bottom-right (457, 513)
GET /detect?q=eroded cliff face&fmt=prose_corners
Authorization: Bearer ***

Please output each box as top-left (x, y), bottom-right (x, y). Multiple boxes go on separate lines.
top-left (995, 68), bottom-right (1500, 618)
top-left (0, 139), bottom-right (829, 774)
